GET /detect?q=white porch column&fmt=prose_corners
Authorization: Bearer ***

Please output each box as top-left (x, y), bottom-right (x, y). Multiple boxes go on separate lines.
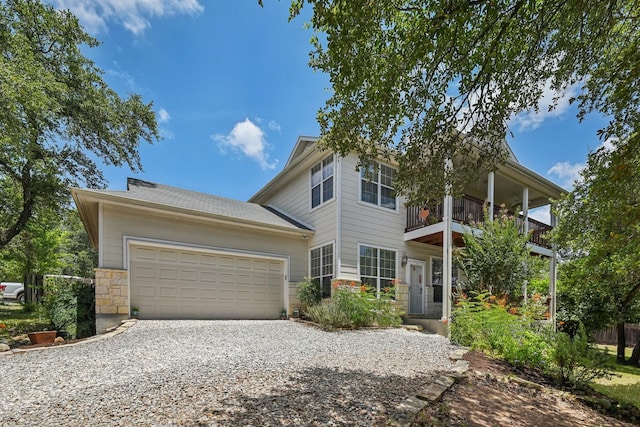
top-left (442, 194), bottom-right (453, 325)
top-left (487, 171), bottom-right (495, 221)
top-left (442, 158), bottom-right (453, 327)
top-left (522, 187), bottom-right (529, 234)
top-left (549, 206), bottom-right (558, 330)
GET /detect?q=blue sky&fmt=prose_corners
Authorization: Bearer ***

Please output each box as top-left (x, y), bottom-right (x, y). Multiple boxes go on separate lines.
top-left (52, 1), bottom-right (610, 222)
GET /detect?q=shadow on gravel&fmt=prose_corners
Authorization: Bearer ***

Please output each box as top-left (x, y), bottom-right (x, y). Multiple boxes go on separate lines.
top-left (194, 367), bottom-right (440, 426)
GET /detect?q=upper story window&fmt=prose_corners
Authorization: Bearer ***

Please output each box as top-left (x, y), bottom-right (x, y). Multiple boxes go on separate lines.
top-left (311, 243), bottom-right (334, 298)
top-left (311, 156), bottom-right (334, 209)
top-left (360, 162), bottom-right (396, 210)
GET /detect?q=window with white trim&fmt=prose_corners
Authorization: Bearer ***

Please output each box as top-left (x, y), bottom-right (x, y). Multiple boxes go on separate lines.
top-left (360, 162), bottom-right (396, 210)
top-left (311, 156), bottom-right (334, 209)
top-left (311, 243), bottom-right (333, 298)
top-left (432, 258), bottom-right (459, 303)
top-left (359, 245), bottom-right (396, 294)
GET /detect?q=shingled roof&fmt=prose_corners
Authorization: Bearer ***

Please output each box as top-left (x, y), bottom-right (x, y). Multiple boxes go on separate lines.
top-left (73, 178), bottom-right (312, 235)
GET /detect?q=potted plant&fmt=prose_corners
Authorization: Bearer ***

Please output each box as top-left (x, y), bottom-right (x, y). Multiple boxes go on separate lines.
top-left (27, 330), bottom-right (57, 345)
top-left (131, 306), bottom-right (139, 318)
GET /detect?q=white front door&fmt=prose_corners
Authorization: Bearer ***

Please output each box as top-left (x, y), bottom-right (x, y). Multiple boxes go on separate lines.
top-left (407, 261), bottom-right (425, 315)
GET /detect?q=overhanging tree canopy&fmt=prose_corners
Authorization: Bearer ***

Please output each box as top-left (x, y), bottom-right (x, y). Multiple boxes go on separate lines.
top-left (0, 0), bottom-right (159, 249)
top-left (554, 137), bottom-right (640, 365)
top-left (278, 0), bottom-right (639, 204)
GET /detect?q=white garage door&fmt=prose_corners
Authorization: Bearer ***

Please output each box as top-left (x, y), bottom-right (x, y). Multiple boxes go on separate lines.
top-left (129, 244), bottom-right (284, 320)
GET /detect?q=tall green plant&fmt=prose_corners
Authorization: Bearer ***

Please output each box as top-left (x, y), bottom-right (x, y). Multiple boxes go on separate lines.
top-left (296, 277), bottom-right (322, 311)
top-left (455, 207), bottom-right (535, 299)
top-left (43, 277), bottom-right (95, 339)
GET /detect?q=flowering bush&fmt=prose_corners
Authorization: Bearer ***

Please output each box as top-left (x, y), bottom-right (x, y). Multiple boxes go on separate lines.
top-left (451, 291), bottom-right (552, 369)
top-left (451, 291), bottom-right (612, 387)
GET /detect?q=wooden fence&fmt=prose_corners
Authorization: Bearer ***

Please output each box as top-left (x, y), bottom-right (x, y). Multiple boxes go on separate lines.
top-left (592, 324), bottom-right (640, 347)
top-left (24, 273), bottom-right (44, 303)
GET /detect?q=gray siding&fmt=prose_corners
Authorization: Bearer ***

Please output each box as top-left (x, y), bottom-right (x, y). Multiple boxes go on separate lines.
top-left (100, 204), bottom-right (308, 283)
top-left (260, 154), bottom-right (337, 261)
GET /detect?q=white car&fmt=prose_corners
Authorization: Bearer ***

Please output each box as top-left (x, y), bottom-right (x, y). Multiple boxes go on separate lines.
top-left (0, 282), bottom-right (24, 303)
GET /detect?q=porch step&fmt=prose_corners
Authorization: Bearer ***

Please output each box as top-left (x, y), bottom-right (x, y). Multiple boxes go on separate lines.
top-left (404, 317), bottom-right (448, 336)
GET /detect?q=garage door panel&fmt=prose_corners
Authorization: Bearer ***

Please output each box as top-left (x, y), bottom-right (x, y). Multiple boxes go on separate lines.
top-left (180, 270), bottom-right (198, 281)
top-left (159, 250), bottom-right (178, 262)
top-left (136, 285), bottom-right (156, 298)
top-left (181, 252), bottom-right (198, 264)
top-left (135, 247), bottom-right (156, 260)
top-left (135, 266), bottom-right (156, 279)
top-left (159, 268), bottom-right (178, 280)
top-left (158, 286), bottom-right (177, 298)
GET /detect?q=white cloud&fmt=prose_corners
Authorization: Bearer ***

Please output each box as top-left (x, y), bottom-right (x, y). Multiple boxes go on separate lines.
top-left (547, 137), bottom-right (616, 189)
top-left (52, 0), bottom-right (204, 35)
top-left (268, 120), bottom-right (281, 132)
top-left (213, 118), bottom-right (277, 170)
top-left (157, 108), bottom-right (170, 123)
top-left (510, 80), bottom-right (580, 131)
top-left (547, 161), bottom-right (584, 189)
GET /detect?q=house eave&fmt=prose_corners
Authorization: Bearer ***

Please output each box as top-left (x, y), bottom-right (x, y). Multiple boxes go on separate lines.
top-left (71, 188), bottom-right (315, 243)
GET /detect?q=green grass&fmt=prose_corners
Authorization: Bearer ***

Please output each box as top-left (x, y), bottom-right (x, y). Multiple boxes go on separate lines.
top-left (591, 345), bottom-right (640, 410)
top-left (0, 302), bottom-right (51, 343)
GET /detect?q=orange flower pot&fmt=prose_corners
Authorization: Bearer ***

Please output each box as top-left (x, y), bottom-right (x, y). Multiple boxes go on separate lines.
top-left (27, 331), bottom-right (57, 345)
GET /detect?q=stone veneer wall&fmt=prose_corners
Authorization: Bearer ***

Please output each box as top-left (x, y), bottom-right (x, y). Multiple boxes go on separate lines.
top-left (394, 283), bottom-right (409, 316)
top-left (94, 268), bottom-right (129, 333)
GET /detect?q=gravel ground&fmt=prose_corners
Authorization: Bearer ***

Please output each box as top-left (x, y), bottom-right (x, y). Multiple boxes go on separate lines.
top-left (0, 320), bottom-right (456, 426)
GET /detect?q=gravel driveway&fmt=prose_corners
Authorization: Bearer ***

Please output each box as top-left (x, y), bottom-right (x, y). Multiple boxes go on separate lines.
top-left (1, 320), bottom-right (456, 426)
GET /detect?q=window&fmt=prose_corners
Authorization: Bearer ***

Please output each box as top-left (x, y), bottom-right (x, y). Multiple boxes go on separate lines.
top-left (432, 258), bottom-right (459, 303)
top-left (360, 162), bottom-right (396, 210)
top-left (311, 156), bottom-right (334, 209)
top-left (311, 243), bottom-right (333, 298)
top-left (359, 245), bottom-right (396, 294)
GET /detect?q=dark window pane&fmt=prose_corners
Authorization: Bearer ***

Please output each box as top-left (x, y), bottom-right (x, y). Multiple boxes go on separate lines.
top-left (311, 185), bottom-right (321, 208)
top-left (361, 180), bottom-right (378, 204)
top-left (311, 163), bottom-right (321, 186)
top-left (322, 156), bottom-right (333, 179)
top-left (323, 176), bottom-right (333, 202)
top-left (321, 276), bottom-right (332, 298)
top-left (381, 186), bottom-right (396, 209)
top-left (434, 285), bottom-right (443, 303)
top-left (380, 164), bottom-right (395, 187)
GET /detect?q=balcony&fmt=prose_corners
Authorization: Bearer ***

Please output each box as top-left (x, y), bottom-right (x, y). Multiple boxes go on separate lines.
top-left (406, 194), bottom-right (553, 249)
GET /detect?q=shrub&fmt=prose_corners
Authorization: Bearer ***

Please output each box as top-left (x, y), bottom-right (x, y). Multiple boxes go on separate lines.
top-left (43, 277), bottom-right (95, 340)
top-left (296, 277), bottom-right (322, 311)
top-left (306, 283), bottom-right (402, 330)
top-left (451, 292), bottom-right (551, 369)
top-left (546, 323), bottom-right (612, 388)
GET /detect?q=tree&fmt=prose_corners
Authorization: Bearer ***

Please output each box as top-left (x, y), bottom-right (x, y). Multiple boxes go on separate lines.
top-left (554, 137), bottom-right (640, 365)
top-left (0, 206), bottom-right (64, 281)
top-left (277, 0), bottom-right (639, 205)
top-left (455, 207), bottom-right (536, 299)
top-left (0, 0), bottom-right (159, 249)
top-left (58, 209), bottom-right (97, 278)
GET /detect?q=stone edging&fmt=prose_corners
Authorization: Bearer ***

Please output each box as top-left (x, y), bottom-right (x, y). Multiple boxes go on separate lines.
top-left (0, 319), bottom-right (137, 356)
top-left (388, 347), bottom-right (470, 427)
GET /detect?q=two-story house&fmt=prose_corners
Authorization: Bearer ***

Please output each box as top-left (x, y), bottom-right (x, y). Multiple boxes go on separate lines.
top-left (73, 136), bottom-right (564, 334)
